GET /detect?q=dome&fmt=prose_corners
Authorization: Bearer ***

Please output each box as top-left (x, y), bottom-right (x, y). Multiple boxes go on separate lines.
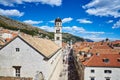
top-left (55, 17), bottom-right (62, 22)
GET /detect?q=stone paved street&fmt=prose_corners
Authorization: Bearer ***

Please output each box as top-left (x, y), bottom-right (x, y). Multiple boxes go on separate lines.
top-left (59, 49), bottom-right (79, 80)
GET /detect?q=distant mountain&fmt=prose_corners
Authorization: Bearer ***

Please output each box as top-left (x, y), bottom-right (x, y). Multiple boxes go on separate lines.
top-left (85, 39), bottom-right (94, 42)
top-left (0, 15), bottom-right (85, 42)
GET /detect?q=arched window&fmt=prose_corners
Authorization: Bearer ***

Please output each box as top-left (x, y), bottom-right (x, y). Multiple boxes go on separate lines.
top-left (13, 66), bottom-right (21, 77)
top-left (56, 37), bottom-right (60, 40)
top-left (56, 29), bottom-right (60, 33)
top-left (35, 71), bottom-right (44, 80)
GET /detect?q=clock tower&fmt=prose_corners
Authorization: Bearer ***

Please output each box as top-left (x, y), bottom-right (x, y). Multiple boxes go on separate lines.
top-left (54, 17), bottom-right (62, 47)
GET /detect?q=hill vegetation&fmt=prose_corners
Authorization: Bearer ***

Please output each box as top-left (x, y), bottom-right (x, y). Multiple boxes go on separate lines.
top-left (0, 15), bottom-right (86, 42)
top-left (62, 33), bottom-right (84, 43)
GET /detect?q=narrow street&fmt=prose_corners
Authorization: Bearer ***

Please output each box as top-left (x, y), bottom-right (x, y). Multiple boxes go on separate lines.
top-left (68, 49), bottom-right (79, 80)
top-left (59, 48), bottom-right (79, 80)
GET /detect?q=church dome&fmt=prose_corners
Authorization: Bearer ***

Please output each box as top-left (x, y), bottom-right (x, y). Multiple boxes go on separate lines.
top-left (55, 17), bottom-right (62, 22)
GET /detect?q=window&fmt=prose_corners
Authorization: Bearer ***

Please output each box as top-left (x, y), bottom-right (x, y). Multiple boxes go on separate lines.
top-left (57, 23), bottom-right (59, 25)
top-left (105, 77), bottom-right (111, 80)
top-left (16, 48), bottom-right (20, 52)
top-left (103, 58), bottom-right (109, 63)
top-left (106, 78), bottom-right (110, 80)
top-left (13, 66), bottom-right (21, 77)
top-left (90, 77), bottom-right (95, 80)
top-left (56, 29), bottom-right (60, 33)
top-left (56, 37), bottom-right (60, 40)
top-left (104, 70), bottom-right (112, 74)
top-left (91, 70), bottom-right (95, 73)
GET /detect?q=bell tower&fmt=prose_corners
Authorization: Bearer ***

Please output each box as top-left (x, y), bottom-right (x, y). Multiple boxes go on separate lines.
top-left (54, 17), bottom-right (62, 47)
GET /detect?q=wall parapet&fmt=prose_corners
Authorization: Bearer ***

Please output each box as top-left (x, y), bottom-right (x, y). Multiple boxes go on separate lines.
top-left (0, 76), bottom-right (32, 80)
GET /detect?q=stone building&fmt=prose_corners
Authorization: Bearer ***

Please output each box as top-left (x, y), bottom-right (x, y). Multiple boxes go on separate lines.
top-left (0, 18), bottom-right (63, 80)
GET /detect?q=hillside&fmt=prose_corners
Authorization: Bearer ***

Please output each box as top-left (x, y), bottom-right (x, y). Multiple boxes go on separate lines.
top-left (0, 15), bottom-right (48, 35)
top-left (0, 15), bottom-right (85, 42)
top-left (62, 33), bottom-right (84, 43)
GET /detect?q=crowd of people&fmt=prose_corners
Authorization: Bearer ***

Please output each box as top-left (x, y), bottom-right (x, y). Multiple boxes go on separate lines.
top-left (68, 50), bottom-right (79, 80)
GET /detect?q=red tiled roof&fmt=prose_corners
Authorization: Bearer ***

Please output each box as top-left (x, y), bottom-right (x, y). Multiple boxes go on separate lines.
top-left (89, 49), bottom-right (119, 54)
top-left (93, 45), bottom-right (112, 49)
top-left (0, 39), bottom-right (5, 45)
top-left (73, 41), bottom-right (120, 54)
top-left (112, 40), bottom-right (120, 44)
top-left (83, 54), bottom-right (120, 67)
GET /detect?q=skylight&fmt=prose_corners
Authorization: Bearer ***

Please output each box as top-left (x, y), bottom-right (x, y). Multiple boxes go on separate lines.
top-left (103, 58), bottom-right (109, 63)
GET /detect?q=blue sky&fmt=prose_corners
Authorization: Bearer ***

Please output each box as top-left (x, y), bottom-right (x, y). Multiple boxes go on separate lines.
top-left (0, 0), bottom-right (120, 41)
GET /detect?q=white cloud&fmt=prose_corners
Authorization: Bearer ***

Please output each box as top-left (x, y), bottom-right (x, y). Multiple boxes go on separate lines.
top-left (83, 31), bottom-right (105, 41)
top-left (84, 31), bottom-right (105, 34)
top-left (63, 26), bottom-right (85, 33)
top-left (112, 20), bottom-right (120, 29)
top-left (107, 20), bottom-right (113, 23)
top-left (63, 26), bottom-right (104, 35)
top-left (86, 37), bottom-right (106, 42)
top-left (83, 0), bottom-right (120, 18)
top-left (38, 0), bottom-right (62, 6)
top-left (63, 26), bottom-right (106, 41)
top-left (38, 25), bottom-right (108, 41)
top-left (49, 20), bottom-right (54, 23)
top-left (0, 8), bottom-right (24, 17)
top-left (39, 25), bottom-right (85, 33)
top-left (0, 0), bottom-right (22, 6)
top-left (77, 19), bottom-right (93, 24)
top-left (39, 26), bottom-right (54, 32)
top-left (62, 17), bottom-right (73, 23)
top-left (0, 0), bottom-right (62, 6)
top-left (23, 20), bottom-right (43, 25)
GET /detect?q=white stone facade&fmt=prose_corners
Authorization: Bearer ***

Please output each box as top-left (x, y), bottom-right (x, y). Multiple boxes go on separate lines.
top-left (0, 37), bottom-right (63, 80)
top-left (54, 33), bottom-right (62, 47)
top-left (84, 67), bottom-right (120, 80)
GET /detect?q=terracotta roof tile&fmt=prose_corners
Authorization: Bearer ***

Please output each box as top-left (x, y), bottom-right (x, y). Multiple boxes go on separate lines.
top-left (20, 34), bottom-right (60, 58)
top-left (0, 38), bottom-right (5, 45)
top-left (83, 54), bottom-right (120, 67)
top-left (112, 40), bottom-right (120, 44)
top-left (73, 41), bottom-right (120, 55)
